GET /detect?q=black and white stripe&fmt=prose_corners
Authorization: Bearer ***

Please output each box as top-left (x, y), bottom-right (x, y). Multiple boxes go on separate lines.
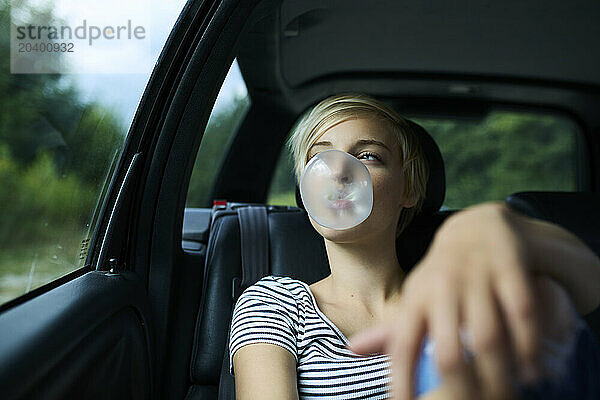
top-left (230, 276), bottom-right (392, 399)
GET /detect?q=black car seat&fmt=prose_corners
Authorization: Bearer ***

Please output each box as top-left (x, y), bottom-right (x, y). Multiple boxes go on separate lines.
top-left (507, 191), bottom-right (600, 258)
top-left (506, 191), bottom-right (600, 337)
top-left (184, 121), bottom-right (449, 399)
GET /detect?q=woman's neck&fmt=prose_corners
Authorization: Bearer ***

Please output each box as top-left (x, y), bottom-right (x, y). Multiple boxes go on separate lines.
top-left (322, 231), bottom-right (405, 311)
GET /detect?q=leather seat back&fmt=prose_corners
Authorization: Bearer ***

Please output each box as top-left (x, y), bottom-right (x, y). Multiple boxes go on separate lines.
top-left (507, 191), bottom-right (600, 258)
top-left (186, 206), bottom-right (329, 399)
top-left (507, 191), bottom-right (600, 338)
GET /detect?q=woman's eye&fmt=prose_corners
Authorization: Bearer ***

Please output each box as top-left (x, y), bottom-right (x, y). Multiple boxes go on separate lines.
top-left (358, 152), bottom-right (381, 161)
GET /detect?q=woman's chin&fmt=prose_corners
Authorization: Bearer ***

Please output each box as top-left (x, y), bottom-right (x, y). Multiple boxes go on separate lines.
top-left (307, 210), bottom-right (399, 245)
top-left (309, 217), bottom-right (370, 244)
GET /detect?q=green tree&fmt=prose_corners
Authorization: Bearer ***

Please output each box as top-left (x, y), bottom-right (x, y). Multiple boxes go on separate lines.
top-left (416, 112), bottom-right (577, 209)
top-left (0, 1), bottom-right (125, 185)
top-left (0, 0), bottom-right (127, 306)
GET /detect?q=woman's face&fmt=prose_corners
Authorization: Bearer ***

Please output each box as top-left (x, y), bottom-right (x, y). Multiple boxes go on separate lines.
top-left (305, 117), bottom-right (414, 243)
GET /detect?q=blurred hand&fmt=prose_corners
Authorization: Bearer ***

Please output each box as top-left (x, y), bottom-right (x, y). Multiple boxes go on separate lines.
top-left (348, 202), bottom-right (578, 400)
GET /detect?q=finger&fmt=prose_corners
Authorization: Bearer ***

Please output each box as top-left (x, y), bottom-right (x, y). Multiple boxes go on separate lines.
top-left (428, 278), bottom-right (480, 399)
top-left (348, 324), bottom-right (391, 355)
top-left (389, 302), bottom-right (426, 400)
top-left (495, 265), bottom-right (540, 383)
top-left (466, 276), bottom-right (514, 399)
top-left (429, 276), bottom-right (463, 376)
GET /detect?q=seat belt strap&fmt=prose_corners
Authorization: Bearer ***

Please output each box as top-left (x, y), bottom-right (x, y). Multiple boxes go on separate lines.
top-left (233, 206), bottom-right (269, 301)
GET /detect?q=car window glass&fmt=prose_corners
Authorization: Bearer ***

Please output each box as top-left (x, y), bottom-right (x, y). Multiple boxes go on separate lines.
top-left (186, 60), bottom-right (250, 208)
top-left (413, 111), bottom-right (580, 209)
top-left (268, 144), bottom-right (296, 206)
top-left (0, 0), bottom-right (187, 306)
top-left (267, 110), bottom-right (581, 209)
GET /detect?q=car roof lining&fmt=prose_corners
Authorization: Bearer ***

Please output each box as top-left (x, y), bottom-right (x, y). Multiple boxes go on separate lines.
top-left (266, 1), bottom-right (600, 87)
top-left (210, 0), bottom-right (600, 201)
top-left (237, 0), bottom-right (600, 112)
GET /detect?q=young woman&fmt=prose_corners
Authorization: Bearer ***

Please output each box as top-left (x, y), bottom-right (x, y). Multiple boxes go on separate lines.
top-left (229, 93), bottom-right (600, 399)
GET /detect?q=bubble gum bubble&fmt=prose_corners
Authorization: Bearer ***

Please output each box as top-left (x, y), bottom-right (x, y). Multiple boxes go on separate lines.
top-left (300, 150), bottom-right (373, 230)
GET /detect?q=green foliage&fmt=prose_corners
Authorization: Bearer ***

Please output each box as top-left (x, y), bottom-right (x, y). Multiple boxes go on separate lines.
top-left (0, 147), bottom-right (94, 247)
top-left (0, 0), bottom-right (125, 301)
top-left (0, 1), bottom-right (125, 181)
top-left (268, 190), bottom-right (297, 207)
top-left (269, 142), bottom-right (295, 196)
top-left (416, 112), bottom-right (577, 209)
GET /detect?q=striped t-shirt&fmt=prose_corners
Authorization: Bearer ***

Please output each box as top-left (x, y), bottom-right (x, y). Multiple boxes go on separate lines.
top-left (229, 275), bottom-right (392, 399)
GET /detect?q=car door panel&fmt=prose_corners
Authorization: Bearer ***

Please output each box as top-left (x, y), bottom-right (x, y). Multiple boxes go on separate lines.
top-left (0, 271), bottom-right (152, 400)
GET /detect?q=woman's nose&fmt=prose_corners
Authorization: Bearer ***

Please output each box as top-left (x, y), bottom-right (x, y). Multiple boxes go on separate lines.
top-left (333, 173), bottom-right (352, 190)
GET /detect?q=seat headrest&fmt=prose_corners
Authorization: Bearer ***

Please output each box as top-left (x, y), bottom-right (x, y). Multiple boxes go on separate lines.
top-left (295, 119), bottom-right (446, 217)
top-left (406, 120), bottom-right (446, 216)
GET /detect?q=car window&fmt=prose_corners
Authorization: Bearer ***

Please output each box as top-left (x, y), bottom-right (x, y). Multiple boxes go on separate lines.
top-left (0, 0), bottom-right (187, 306)
top-left (267, 110), bottom-right (581, 209)
top-left (414, 111), bottom-right (580, 209)
top-left (269, 144), bottom-right (297, 206)
top-left (186, 60), bottom-right (250, 208)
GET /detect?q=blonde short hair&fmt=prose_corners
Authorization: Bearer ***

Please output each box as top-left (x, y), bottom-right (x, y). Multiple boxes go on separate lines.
top-left (287, 93), bottom-right (429, 235)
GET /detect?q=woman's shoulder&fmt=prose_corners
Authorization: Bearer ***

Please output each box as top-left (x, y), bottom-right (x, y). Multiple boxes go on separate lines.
top-left (242, 275), bottom-right (310, 302)
top-left (246, 275), bottom-right (308, 292)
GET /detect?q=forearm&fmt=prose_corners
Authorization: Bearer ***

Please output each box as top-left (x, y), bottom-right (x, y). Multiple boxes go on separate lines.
top-left (506, 206), bottom-right (600, 315)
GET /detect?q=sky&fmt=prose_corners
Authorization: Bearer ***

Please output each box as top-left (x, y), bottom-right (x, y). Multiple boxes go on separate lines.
top-left (12, 0), bottom-right (247, 130)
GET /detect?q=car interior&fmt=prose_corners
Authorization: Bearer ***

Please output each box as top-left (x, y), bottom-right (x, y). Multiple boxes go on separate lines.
top-left (178, 2), bottom-right (600, 398)
top-left (1, 1), bottom-right (599, 399)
